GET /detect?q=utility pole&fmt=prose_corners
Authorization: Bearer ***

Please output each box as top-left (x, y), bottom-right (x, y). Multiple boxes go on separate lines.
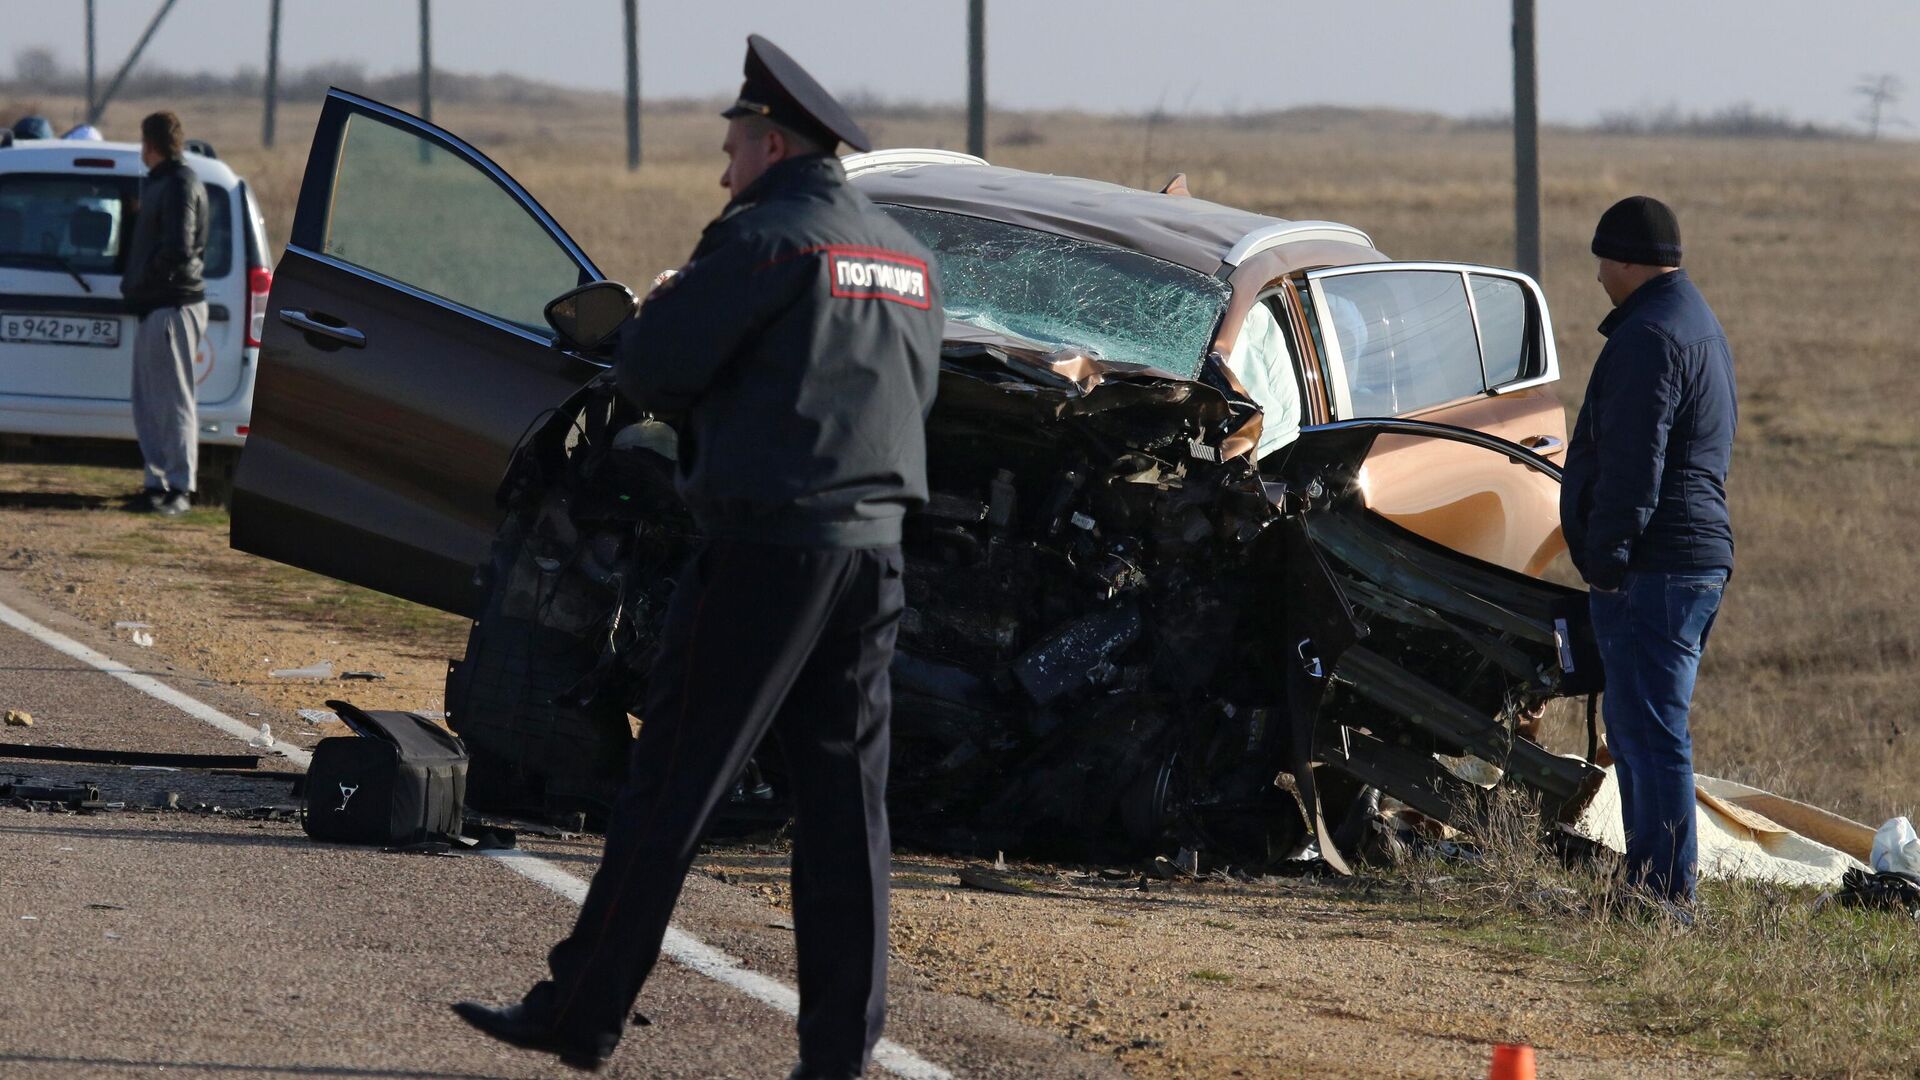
top-left (623, 0), bottom-right (641, 170)
top-left (89, 0), bottom-right (181, 125)
top-left (84, 0), bottom-right (97, 121)
top-left (263, 0), bottom-right (282, 147)
top-left (966, 0), bottom-right (986, 158)
top-left (1511, 0), bottom-right (1541, 281)
top-left (418, 0), bottom-right (433, 124)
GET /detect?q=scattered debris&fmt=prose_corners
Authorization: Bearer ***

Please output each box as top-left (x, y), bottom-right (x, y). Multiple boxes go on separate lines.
top-left (112, 621), bottom-right (150, 630)
top-left (85, 902), bottom-right (127, 911)
top-left (958, 868), bottom-right (1034, 896)
top-left (1, 779), bottom-right (105, 812)
top-left (1873, 816), bottom-right (1920, 875)
top-left (297, 708), bottom-right (339, 725)
top-left (4, 710), bottom-right (31, 728)
top-left (767, 918), bottom-right (795, 931)
top-left (247, 723), bottom-right (275, 749)
top-left (270, 661), bottom-right (333, 679)
top-left (340, 671), bottom-right (386, 681)
top-left (0, 744), bottom-right (261, 769)
top-left (1826, 868), bottom-right (1920, 918)
top-left (130, 630), bottom-right (154, 648)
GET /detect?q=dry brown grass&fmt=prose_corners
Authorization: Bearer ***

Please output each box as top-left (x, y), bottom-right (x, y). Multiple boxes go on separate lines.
top-left (1407, 786), bottom-right (1920, 1078)
top-left (38, 91), bottom-right (1920, 827)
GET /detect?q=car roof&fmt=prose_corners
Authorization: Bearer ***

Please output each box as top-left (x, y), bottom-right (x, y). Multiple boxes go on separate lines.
top-left (846, 150), bottom-right (1384, 276)
top-left (0, 141), bottom-right (241, 187)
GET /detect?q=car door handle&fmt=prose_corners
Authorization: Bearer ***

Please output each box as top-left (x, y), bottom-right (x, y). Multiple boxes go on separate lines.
top-left (277, 308), bottom-right (366, 348)
top-left (1520, 434), bottom-right (1564, 453)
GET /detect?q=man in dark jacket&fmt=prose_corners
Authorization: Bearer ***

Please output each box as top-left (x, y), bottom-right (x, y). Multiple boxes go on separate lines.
top-left (454, 36), bottom-right (943, 1078)
top-left (1560, 196), bottom-right (1737, 907)
top-left (121, 111), bottom-right (209, 516)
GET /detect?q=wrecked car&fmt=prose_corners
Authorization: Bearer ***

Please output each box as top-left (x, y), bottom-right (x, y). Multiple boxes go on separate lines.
top-left (231, 91), bottom-right (1605, 869)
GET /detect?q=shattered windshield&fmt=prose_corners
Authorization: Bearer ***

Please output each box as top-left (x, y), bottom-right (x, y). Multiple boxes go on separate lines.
top-left (884, 205), bottom-right (1229, 377)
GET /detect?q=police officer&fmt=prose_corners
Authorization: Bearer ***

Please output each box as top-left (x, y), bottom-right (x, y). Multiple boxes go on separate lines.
top-left (455, 36), bottom-right (944, 1078)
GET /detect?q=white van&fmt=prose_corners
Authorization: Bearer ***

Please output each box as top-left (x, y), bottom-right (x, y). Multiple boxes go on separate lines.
top-left (0, 138), bottom-right (271, 501)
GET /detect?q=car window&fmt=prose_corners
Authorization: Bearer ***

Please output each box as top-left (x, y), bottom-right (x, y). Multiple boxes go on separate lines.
top-left (322, 114), bottom-right (582, 332)
top-left (1225, 299), bottom-right (1301, 458)
top-left (0, 173), bottom-right (233, 279)
top-left (1319, 270), bottom-right (1484, 417)
top-left (883, 205), bottom-right (1229, 377)
top-left (1470, 274), bottom-right (1529, 385)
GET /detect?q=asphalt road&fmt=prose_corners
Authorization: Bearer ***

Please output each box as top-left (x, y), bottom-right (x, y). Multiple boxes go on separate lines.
top-left (0, 581), bottom-right (1124, 1080)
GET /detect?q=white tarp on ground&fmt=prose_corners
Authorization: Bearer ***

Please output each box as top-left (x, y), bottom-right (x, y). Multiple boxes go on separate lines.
top-left (1568, 768), bottom-right (1871, 888)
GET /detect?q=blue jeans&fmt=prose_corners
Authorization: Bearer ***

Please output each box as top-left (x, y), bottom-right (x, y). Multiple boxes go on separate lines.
top-left (1589, 569), bottom-right (1727, 901)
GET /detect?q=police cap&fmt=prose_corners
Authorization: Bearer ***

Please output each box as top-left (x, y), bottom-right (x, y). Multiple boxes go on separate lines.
top-left (721, 34), bottom-right (871, 153)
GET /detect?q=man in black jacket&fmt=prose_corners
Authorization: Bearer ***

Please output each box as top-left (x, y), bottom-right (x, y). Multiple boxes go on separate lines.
top-left (1560, 196), bottom-right (1737, 908)
top-left (121, 111), bottom-right (209, 516)
top-left (455, 37), bottom-right (943, 1078)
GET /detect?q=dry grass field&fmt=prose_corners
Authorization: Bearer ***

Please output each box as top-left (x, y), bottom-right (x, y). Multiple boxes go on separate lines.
top-left (8, 87), bottom-right (1920, 1074)
top-left (14, 86), bottom-right (1917, 823)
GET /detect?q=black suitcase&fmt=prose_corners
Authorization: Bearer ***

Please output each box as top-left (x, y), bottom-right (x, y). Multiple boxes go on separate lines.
top-left (303, 700), bottom-right (468, 846)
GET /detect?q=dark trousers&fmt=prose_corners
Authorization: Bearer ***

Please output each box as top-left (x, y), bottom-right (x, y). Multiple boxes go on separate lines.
top-left (1590, 569), bottom-right (1727, 901)
top-left (532, 540), bottom-right (903, 1073)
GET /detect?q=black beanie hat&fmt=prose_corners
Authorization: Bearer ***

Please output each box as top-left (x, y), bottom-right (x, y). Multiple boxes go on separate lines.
top-left (1591, 195), bottom-right (1682, 267)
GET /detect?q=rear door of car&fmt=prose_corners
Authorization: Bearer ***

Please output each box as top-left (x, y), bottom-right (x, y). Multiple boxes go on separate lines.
top-left (1297, 264), bottom-right (1567, 575)
top-left (230, 90), bottom-right (602, 616)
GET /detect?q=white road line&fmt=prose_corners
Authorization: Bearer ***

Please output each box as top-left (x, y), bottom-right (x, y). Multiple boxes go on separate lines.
top-left (0, 598), bottom-right (314, 766)
top-left (487, 851), bottom-right (953, 1080)
top-left (0, 595), bottom-right (954, 1080)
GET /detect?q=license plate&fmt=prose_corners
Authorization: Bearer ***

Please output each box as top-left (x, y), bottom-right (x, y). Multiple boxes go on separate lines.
top-left (0, 313), bottom-right (122, 348)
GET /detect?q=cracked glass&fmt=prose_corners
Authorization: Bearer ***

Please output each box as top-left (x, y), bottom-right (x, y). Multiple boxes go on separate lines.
top-left (884, 206), bottom-right (1229, 377)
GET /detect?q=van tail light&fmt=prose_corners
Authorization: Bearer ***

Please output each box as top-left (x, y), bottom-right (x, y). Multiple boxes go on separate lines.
top-left (245, 266), bottom-right (273, 348)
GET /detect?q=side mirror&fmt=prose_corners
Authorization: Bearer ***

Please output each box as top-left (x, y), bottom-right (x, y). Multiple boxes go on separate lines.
top-left (545, 281), bottom-right (636, 352)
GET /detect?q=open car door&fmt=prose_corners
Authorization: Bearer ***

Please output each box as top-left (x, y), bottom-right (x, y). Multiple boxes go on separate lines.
top-left (1298, 263), bottom-right (1567, 576)
top-left (231, 90), bottom-right (604, 616)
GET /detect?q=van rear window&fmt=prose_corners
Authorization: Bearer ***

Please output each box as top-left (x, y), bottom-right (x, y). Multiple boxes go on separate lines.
top-left (0, 173), bottom-right (232, 279)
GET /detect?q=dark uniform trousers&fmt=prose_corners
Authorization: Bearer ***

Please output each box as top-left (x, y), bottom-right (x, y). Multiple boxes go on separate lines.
top-left (531, 539), bottom-right (904, 1072)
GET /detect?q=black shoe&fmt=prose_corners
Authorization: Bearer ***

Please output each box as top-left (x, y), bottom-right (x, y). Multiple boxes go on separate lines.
top-left (786, 1067), bottom-right (862, 1080)
top-left (451, 1001), bottom-right (615, 1072)
top-left (125, 488), bottom-right (165, 512)
top-left (154, 490), bottom-right (191, 518)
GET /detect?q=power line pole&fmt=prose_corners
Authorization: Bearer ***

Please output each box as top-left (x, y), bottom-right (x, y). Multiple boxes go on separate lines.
top-left (623, 0), bottom-right (640, 170)
top-left (84, 0), bottom-right (97, 121)
top-left (418, 0), bottom-right (433, 124)
top-left (1511, 0), bottom-right (1541, 281)
top-left (89, 0), bottom-right (181, 125)
top-left (263, 0), bottom-right (282, 147)
top-left (966, 0), bottom-right (986, 158)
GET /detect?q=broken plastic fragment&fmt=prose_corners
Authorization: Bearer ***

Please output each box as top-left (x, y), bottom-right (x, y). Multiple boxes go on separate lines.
top-left (297, 708), bottom-right (338, 725)
top-left (4, 710), bottom-right (31, 727)
top-left (130, 630), bottom-right (154, 648)
top-left (112, 621), bottom-right (150, 629)
top-left (247, 723), bottom-right (274, 749)
top-left (270, 661), bottom-right (333, 679)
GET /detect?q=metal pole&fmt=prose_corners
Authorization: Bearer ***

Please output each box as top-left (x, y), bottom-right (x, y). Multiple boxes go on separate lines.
top-left (84, 0), bottom-right (97, 121)
top-left (90, 0), bottom-right (181, 124)
top-left (418, 0), bottom-right (433, 123)
top-left (623, 0), bottom-right (640, 170)
top-left (263, 0), bottom-right (281, 147)
top-left (966, 0), bottom-right (986, 158)
top-left (1511, 0), bottom-right (1541, 281)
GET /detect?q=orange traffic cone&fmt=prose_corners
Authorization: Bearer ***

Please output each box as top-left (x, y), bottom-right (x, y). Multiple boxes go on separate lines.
top-left (1489, 1043), bottom-right (1536, 1080)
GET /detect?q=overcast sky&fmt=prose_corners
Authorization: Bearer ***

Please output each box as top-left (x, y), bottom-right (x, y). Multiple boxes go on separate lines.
top-left (9, 1), bottom-right (1918, 129)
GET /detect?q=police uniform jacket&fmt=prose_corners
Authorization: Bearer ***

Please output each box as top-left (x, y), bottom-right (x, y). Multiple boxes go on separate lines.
top-left (614, 154), bottom-right (942, 549)
top-left (1560, 269), bottom-right (1737, 590)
